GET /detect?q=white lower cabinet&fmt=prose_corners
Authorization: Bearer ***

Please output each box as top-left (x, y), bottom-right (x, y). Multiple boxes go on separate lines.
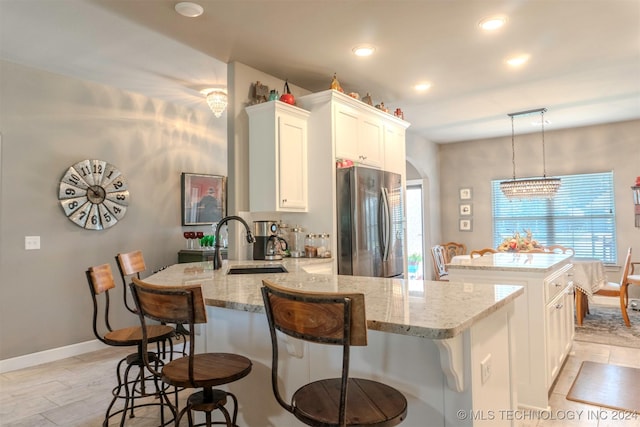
top-left (448, 261), bottom-right (574, 411)
top-left (246, 101), bottom-right (310, 212)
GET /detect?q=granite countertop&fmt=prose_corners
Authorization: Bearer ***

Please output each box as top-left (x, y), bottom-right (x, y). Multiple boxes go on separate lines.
top-left (143, 258), bottom-right (523, 340)
top-left (447, 252), bottom-right (572, 273)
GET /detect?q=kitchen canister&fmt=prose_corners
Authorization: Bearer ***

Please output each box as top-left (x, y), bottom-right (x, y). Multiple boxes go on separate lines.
top-left (289, 226), bottom-right (305, 258)
top-left (304, 233), bottom-right (317, 258)
top-left (317, 233), bottom-right (331, 258)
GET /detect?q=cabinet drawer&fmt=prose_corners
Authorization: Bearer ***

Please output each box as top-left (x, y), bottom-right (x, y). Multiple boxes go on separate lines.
top-left (544, 264), bottom-right (573, 302)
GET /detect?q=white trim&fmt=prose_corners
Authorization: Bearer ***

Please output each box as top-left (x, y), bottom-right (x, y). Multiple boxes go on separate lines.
top-left (0, 339), bottom-right (107, 373)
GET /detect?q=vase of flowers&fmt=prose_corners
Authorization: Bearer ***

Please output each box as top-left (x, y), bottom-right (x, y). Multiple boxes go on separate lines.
top-left (497, 229), bottom-right (543, 252)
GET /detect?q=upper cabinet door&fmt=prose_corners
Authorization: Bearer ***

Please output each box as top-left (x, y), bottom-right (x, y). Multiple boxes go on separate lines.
top-left (278, 115), bottom-right (308, 210)
top-left (384, 124), bottom-right (406, 175)
top-left (334, 103), bottom-right (359, 162)
top-left (359, 117), bottom-right (383, 168)
top-left (247, 101), bottom-right (310, 213)
top-left (334, 101), bottom-right (383, 168)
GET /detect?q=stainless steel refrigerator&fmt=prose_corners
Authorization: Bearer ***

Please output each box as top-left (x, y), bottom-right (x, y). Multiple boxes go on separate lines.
top-left (336, 165), bottom-right (405, 278)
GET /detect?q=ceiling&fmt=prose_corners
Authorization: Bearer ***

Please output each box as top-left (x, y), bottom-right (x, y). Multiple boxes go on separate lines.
top-left (2, 0), bottom-right (639, 143)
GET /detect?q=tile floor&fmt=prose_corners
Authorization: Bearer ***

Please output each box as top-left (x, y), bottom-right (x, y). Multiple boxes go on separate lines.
top-left (1, 341), bottom-right (639, 426)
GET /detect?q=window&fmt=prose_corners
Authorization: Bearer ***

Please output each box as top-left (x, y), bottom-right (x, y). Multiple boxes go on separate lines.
top-left (492, 172), bottom-right (617, 264)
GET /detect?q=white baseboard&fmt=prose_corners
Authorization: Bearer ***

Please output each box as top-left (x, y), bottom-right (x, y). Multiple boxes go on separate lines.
top-left (0, 339), bottom-right (189, 374)
top-left (0, 339), bottom-right (107, 374)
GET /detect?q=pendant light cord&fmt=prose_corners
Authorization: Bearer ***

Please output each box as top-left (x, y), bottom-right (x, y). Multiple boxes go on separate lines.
top-left (541, 110), bottom-right (547, 178)
top-left (511, 115), bottom-right (516, 180)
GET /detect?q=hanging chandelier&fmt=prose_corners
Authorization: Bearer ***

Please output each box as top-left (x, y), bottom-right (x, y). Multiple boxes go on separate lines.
top-left (500, 108), bottom-right (561, 200)
top-left (201, 89), bottom-right (228, 118)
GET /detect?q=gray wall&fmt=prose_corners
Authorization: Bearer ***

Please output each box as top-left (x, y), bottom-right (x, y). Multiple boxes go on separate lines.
top-left (0, 60), bottom-right (227, 360)
top-left (2, 55), bottom-right (638, 361)
top-left (438, 120), bottom-right (640, 265)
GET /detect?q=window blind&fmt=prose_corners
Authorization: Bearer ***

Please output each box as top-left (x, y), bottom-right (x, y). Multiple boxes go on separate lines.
top-left (492, 171), bottom-right (617, 264)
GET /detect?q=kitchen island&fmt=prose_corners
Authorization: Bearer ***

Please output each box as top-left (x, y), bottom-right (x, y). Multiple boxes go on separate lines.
top-left (144, 258), bottom-right (524, 426)
top-left (448, 253), bottom-right (574, 412)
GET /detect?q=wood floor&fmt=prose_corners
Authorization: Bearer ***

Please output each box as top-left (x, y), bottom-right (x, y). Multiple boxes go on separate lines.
top-left (1, 341), bottom-right (640, 426)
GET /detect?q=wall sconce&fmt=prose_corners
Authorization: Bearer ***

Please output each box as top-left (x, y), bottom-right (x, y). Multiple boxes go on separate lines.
top-left (633, 177), bottom-right (640, 227)
top-left (201, 89), bottom-right (228, 118)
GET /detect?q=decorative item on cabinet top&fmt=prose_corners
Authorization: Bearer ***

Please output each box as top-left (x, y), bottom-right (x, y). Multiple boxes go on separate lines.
top-left (330, 73), bottom-right (343, 93)
top-left (253, 80), bottom-right (269, 104)
top-left (298, 90), bottom-right (410, 127)
top-left (58, 159), bottom-right (129, 230)
top-left (279, 80), bottom-right (295, 105)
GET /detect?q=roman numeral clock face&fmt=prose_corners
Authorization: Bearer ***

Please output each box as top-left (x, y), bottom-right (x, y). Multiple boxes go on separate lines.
top-left (58, 159), bottom-right (129, 230)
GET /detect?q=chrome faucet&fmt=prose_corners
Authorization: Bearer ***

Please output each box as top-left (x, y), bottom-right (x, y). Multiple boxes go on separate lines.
top-left (213, 216), bottom-right (256, 270)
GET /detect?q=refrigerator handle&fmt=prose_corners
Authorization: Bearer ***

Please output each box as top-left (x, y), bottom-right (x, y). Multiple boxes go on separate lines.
top-left (381, 187), bottom-right (391, 261)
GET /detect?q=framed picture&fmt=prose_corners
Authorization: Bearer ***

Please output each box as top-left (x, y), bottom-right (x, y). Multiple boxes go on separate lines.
top-left (459, 203), bottom-right (472, 216)
top-left (459, 187), bottom-right (472, 200)
top-left (181, 173), bottom-right (227, 226)
top-left (459, 219), bottom-right (473, 232)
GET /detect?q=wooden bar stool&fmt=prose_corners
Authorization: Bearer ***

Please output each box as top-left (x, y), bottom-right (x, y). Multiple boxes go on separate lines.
top-left (130, 278), bottom-right (252, 426)
top-left (115, 250), bottom-right (147, 314)
top-left (86, 264), bottom-right (175, 426)
top-left (261, 279), bottom-right (407, 427)
top-left (116, 250), bottom-right (183, 357)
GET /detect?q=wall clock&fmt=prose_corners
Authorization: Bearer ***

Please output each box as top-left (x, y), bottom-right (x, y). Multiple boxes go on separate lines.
top-left (58, 159), bottom-right (129, 230)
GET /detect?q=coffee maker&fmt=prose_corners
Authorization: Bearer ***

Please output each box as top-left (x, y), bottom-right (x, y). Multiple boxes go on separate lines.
top-left (253, 221), bottom-right (284, 260)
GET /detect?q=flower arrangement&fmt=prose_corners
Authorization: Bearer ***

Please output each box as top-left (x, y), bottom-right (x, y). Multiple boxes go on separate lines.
top-left (497, 229), bottom-right (543, 252)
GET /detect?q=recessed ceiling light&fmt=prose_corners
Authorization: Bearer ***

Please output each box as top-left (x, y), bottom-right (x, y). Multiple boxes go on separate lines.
top-left (506, 54), bottom-right (530, 67)
top-left (414, 82), bottom-right (432, 91)
top-left (175, 2), bottom-right (204, 18)
top-left (479, 16), bottom-right (507, 31)
top-left (352, 45), bottom-right (376, 57)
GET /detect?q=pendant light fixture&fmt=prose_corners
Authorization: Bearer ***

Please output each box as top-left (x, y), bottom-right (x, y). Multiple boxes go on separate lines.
top-left (500, 108), bottom-right (561, 200)
top-left (201, 89), bottom-right (228, 118)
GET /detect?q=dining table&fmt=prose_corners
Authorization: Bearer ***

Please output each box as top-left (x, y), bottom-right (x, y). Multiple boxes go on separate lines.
top-left (571, 257), bottom-right (607, 326)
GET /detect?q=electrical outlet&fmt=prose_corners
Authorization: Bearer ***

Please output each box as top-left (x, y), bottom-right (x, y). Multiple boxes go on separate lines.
top-left (25, 236), bottom-right (40, 250)
top-left (481, 354), bottom-right (492, 384)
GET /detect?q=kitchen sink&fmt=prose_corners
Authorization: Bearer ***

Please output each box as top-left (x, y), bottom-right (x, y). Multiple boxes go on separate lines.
top-left (226, 265), bottom-right (288, 275)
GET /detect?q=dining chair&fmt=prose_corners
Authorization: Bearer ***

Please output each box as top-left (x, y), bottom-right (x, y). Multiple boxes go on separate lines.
top-left (469, 248), bottom-right (497, 258)
top-left (546, 245), bottom-right (575, 255)
top-left (130, 277), bottom-right (252, 427)
top-left (593, 248), bottom-right (633, 326)
top-left (628, 259), bottom-right (640, 285)
top-left (441, 241), bottom-right (466, 263)
top-left (85, 264), bottom-right (175, 426)
top-left (260, 279), bottom-right (408, 427)
top-left (430, 245), bottom-right (449, 281)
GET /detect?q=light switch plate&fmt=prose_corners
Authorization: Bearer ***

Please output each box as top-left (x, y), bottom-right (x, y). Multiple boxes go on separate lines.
top-left (480, 353), bottom-right (492, 384)
top-left (25, 236), bottom-right (40, 250)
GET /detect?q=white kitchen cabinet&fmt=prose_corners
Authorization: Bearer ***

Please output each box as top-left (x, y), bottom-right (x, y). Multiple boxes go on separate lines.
top-left (333, 101), bottom-right (359, 161)
top-left (332, 98), bottom-right (384, 168)
top-left (296, 90), bottom-right (410, 265)
top-left (300, 90), bottom-right (405, 170)
top-left (384, 123), bottom-right (406, 175)
top-left (246, 101), bottom-right (310, 212)
top-left (448, 253), bottom-right (574, 411)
